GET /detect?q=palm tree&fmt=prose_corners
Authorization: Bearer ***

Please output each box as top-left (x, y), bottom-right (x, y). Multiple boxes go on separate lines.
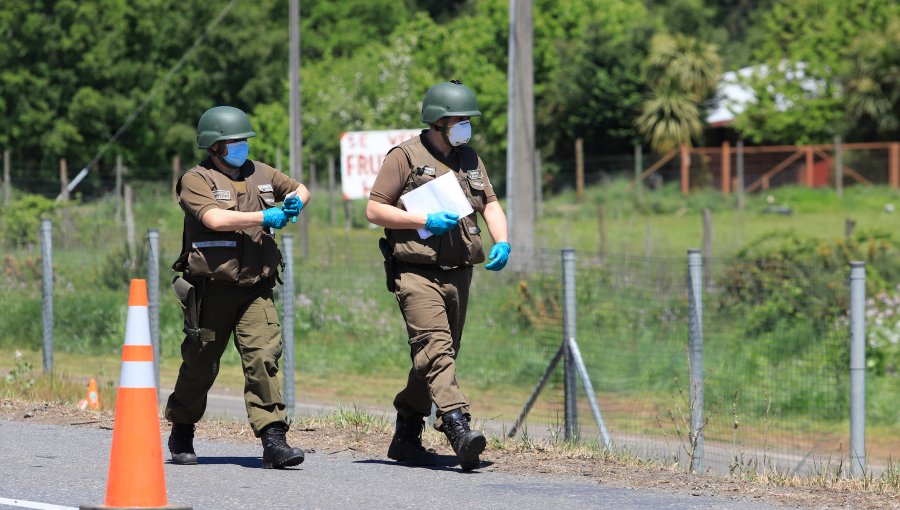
top-left (842, 18), bottom-right (900, 137)
top-left (638, 34), bottom-right (722, 154)
top-left (636, 88), bottom-right (703, 154)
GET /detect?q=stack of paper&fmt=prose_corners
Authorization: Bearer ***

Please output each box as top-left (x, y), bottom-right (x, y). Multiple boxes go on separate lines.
top-left (399, 172), bottom-right (474, 239)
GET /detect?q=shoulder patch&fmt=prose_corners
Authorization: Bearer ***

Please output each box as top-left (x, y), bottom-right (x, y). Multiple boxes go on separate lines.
top-left (257, 184), bottom-right (274, 193)
top-left (467, 169), bottom-right (482, 180)
top-left (213, 190), bottom-right (231, 200)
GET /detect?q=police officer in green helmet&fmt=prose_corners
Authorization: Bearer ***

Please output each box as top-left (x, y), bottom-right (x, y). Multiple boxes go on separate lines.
top-left (367, 80), bottom-right (511, 471)
top-left (165, 105), bottom-right (311, 469)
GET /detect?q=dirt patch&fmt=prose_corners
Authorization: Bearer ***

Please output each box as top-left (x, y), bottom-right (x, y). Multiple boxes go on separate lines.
top-left (2, 398), bottom-right (898, 509)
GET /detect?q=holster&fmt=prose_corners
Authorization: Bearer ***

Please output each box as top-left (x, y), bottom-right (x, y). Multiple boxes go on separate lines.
top-left (378, 237), bottom-right (396, 293)
top-left (172, 275), bottom-right (206, 341)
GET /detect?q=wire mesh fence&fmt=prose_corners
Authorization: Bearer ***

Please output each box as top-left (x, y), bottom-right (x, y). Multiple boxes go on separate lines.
top-left (4, 187), bottom-right (900, 478)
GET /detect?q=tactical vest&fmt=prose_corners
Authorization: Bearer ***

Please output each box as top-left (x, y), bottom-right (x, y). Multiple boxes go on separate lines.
top-left (386, 136), bottom-right (486, 267)
top-left (172, 161), bottom-right (282, 287)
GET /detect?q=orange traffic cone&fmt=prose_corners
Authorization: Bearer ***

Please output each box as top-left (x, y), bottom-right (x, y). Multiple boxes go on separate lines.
top-left (81, 279), bottom-right (191, 510)
top-left (78, 378), bottom-right (101, 410)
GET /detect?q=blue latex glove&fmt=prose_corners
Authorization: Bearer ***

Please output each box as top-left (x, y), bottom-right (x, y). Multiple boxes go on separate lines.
top-left (484, 241), bottom-right (511, 271)
top-left (282, 195), bottom-right (303, 223)
top-left (261, 207), bottom-right (288, 229)
top-left (424, 211), bottom-right (460, 235)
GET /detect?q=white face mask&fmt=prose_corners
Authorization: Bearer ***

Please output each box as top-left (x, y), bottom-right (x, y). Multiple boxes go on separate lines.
top-left (446, 120), bottom-right (472, 146)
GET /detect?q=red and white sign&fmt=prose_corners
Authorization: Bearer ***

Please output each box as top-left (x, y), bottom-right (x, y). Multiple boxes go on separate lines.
top-left (340, 129), bottom-right (421, 200)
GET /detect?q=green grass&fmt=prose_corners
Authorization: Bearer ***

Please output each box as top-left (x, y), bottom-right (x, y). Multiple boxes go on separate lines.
top-left (538, 180), bottom-right (900, 256)
top-left (3, 178), bottom-right (900, 464)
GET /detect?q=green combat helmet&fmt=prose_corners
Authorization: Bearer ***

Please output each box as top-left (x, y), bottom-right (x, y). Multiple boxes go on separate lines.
top-left (421, 80), bottom-right (482, 124)
top-left (196, 106), bottom-right (257, 149)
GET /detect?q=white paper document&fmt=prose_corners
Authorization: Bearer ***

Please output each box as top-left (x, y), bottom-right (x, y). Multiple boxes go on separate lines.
top-left (399, 172), bottom-right (474, 239)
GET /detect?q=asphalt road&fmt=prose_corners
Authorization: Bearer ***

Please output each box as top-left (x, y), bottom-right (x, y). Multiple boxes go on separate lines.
top-left (0, 419), bottom-right (796, 510)
top-left (159, 388), bottom-right (850, 478)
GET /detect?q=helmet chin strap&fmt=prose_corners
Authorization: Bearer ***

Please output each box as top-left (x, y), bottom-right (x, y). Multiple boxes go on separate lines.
top-left (434, 121), bottom-right (454, 148)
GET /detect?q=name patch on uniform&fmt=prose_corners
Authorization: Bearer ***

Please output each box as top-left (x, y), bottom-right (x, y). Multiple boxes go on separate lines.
top-left (213, 190), bottom-right (231, 200)
top-left (414, 166), bottom-right (436, 176)
top-left (467, 169), bottom-right (483, 180)
top-left (257, 184), bottom-right (274, 193)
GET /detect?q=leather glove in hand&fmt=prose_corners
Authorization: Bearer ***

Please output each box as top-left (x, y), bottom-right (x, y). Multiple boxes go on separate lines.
top-left (282, 195), bottom-right (303, 223)
top-left (424, 211), bottom-right (460, 235)
top-left (484, 242), bottom-right (511, 271)
top-left (261, 208), bottom-right (289, 229)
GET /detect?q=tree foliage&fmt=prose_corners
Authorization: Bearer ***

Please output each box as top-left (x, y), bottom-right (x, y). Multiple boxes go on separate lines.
top-left (841, 17), bottom-right (900, 140)
top-left (638, 34), bottom-right (721, 153)
top-left (735, 0), bottom-right (900, 144)
top-left (2, 0), bottom-right (900, 194)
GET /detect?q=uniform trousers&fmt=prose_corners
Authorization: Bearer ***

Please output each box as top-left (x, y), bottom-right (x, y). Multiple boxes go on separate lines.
top-left (165, 280), bottom-right (287, 436)
top-left (392, 264), bottom-right (473, 430)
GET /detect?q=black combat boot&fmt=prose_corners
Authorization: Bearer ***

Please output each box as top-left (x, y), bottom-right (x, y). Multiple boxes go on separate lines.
top-left (440, 409), bottom-right (486, 471)
top-left (260, 423), bottom-right (305, 469)
top-left (387, 414), bottom-right (440, 466)
top-left (168, 423), bottom-right (198, 465)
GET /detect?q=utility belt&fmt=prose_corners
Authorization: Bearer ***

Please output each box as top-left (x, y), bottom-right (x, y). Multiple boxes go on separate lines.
top-left (395, 261), bottom-right (469, 272)
top-left (171, 274), bottom-right (276, 341)
top-left (379, 236), bottom-right (476, 294)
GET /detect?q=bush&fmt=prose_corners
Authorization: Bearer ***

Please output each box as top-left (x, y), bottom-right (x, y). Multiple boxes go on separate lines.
top-left (0, 194), bottom-right (59, 248)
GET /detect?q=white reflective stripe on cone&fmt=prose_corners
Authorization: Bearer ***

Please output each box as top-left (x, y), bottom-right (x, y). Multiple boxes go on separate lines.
top-left (123, 306), bottom-right (151, 346)
top-left (119, 361), bottom-right (156, 388)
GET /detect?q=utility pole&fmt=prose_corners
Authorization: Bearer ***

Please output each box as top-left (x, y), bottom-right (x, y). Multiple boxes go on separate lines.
top-left (289, 0), bottom-right (308, 257)
top-left (506, 0), bottom-right (535, 270)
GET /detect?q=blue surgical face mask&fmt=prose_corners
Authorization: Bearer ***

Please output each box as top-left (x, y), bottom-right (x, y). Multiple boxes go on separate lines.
top-left (222, 140), bottom-right (249, 168)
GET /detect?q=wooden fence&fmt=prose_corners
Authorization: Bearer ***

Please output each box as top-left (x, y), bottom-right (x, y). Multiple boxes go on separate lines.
top-left (636, 141), bottom-right (900, 195)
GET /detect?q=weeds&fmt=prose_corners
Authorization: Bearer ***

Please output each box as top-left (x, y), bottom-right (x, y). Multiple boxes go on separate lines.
top-left (657, 377), bottom-right (714, 472)
top-left (4, 351), bottom-right (35, 393)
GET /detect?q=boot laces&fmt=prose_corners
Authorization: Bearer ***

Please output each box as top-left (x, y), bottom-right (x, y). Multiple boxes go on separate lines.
top-left (263, 425), bottom-right (289, 449)
top-left (444, 415), bottom-right (470, 444)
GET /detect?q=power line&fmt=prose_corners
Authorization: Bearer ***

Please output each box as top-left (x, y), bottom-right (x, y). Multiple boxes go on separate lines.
top-left (60, 0), bottom-right (239, 199)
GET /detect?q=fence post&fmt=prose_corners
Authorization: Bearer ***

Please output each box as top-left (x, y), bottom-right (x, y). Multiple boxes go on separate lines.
top-left (41, 218), bottom-right (54, 375)
top-left (171, 155), bottom-right (180, 204)
top-left (849, 261), bottom-right (866, 477)
top-left (834, 135), bottom-right (843, 199)
top-left (597, 205), bottom-right (606, 263)
top-left (535, 149), bottom-right (543, 219)
top-left (687, 249), bottom-right (704, 472)
top-left (281, 234), bottom-right (296, 417)
top-left (147, 229), bottom-right (160, 395)
top-left (343, 198), bottom-right (352, 230)
top-left (889, 142), bottom-right (899, 190)
top-left (643, 221), bottom-right (652, 273)
top-left (804, 146), bottom-right (815, 187)
top-left (3, 149), bottom-right (10, 207)
top-left (562, 248), bottom-right (578, 441)
top-left (59, 158), bottom-right (70, 201)
top-left (680, 145), bottom-right (690, 195)
top-left (124, 184), bottom-right (136, 267)
top-left (115, 155), bottom-right (124, 223)
top-left (721, 141), bottom-right (731, 194)
top-left (702, 209), bottom-right (712, 290)
top-left (634, 144), bottom-right (642, 200)
top-left (575, 138), bottom-right (584, 203)
top-left (736, 140), bottom-right (745, 210)
top-left (328, 157), bottom-right (336, 228)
